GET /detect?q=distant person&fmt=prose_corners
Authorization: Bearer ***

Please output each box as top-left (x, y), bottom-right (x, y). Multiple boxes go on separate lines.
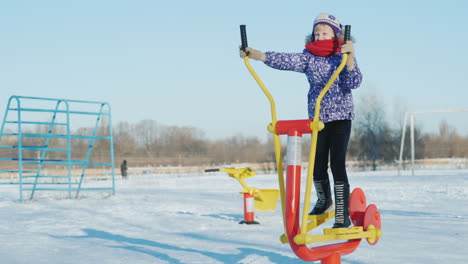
top-left (240, 13), bottom-right (362, 228)
top-left (120, 160), bottom-right (128, 179)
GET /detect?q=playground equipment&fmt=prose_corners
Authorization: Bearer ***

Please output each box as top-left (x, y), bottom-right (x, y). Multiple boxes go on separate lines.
top-left (240, 25), bottom-right (382, 263)
top-left (205, 167), bottom-right (279, 224)
top-left (0, 96), bottom-right (115, 202)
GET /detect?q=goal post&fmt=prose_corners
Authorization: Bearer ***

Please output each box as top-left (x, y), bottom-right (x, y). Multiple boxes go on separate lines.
top-left (398, 109), bottom-right (468, 175)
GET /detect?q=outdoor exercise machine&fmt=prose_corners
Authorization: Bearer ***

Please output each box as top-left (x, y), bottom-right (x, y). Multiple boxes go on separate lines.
top-left (205, 167), bottom-right (279, 224)
top-left (0, 96), bottom-right (115, 202)
top-left (239, 25), bottom-right (382, 263)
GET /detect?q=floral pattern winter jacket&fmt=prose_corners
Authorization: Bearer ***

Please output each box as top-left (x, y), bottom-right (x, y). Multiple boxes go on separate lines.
top-left (264, 50), bottom-right (362, 123)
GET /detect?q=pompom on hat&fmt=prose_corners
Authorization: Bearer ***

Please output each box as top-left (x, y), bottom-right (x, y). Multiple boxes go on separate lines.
top-left (313, 13), bottom-right (342, 37)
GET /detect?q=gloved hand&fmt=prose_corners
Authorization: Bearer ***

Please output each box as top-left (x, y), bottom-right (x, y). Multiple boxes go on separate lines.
top-left (341, 41), bottom-right (355, 70)
top-left (239, 47), bottom-right (266, 62)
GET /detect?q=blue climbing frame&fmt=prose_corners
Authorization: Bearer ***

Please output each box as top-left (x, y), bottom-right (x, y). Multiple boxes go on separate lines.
top-left (0, 96), bottom-right (115, 201)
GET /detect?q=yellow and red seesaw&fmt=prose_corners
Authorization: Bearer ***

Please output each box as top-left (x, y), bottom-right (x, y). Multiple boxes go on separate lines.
top-left (236, 24), bottom-right (383, 264)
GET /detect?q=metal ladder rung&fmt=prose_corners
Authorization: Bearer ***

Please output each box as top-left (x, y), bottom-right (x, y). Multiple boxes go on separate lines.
top-left (3, 146), bottom-right (69, 151)
top-left (0, 170), bottom-right (36, 173)
top-left (1, 133), bottom-right (111, 140)
top-left (8, 108), bottom-right (110, 116)
top-left (21, 175), bottom-right (69, 178)
top-left (19, 182), bottom-right (79, 185)
top-left (4, 121), bottom-right (67, 126)
top-left (22, 188), bottom-right (79, 191)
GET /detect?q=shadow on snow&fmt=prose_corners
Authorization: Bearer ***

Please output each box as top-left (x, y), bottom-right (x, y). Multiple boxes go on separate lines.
top-left (52, 228), bottom-right (306, 263)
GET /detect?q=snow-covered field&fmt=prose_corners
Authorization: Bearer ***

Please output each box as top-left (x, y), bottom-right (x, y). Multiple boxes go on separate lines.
top-left (0, 168), bottom-right (466, 264)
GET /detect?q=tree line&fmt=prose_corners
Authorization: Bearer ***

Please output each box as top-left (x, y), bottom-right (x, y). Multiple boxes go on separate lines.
top-left (108, 117), bottom-right (468, 170)
top-left (1, 93), bottom-right (467, 171)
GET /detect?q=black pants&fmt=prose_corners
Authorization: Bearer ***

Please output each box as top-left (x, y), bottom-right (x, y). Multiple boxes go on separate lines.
top-left (313, 120), bottom-right (351, 184)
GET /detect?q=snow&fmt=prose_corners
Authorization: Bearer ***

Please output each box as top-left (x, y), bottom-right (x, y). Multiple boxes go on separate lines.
top-left (0, 168), bottom-right (467, 263)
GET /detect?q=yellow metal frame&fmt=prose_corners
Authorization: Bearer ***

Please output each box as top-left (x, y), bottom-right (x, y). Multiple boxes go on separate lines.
top-left (243, 53), bottom-right (381, 244)
top-left (294, 225), bottom-right (383, 244)
top-left (242, 54), bottom-right (347, 235)
top-left (218, 167), bottom-right (280, 211)
top-left (243, 56), bottom-right (286, 224)
top-left (219, 167), bottom-right (258, 195)
top-left (300, 53), bottom-right (348, 235)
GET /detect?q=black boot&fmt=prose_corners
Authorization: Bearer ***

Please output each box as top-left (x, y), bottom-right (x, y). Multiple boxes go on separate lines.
top-left (332, 181), bottom-right (351, 228)
top-left (309, 179), bottom-right (333, 215)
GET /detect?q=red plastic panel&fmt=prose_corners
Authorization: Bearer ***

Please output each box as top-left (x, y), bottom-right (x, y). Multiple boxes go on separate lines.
top-left (363, 204), bottom-right (381, 245)
top-left (349, 188), bottom-right (367, 227)
top-left (276, 119), bottom-right (313, 136)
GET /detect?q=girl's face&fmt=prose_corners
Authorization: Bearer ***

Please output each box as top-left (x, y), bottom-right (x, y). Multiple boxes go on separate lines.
top-left (313, 24), bottom-right (335, 41)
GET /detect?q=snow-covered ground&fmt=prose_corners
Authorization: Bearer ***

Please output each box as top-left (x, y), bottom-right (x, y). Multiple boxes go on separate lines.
top-left (0, 168), bottom-right (467, 263)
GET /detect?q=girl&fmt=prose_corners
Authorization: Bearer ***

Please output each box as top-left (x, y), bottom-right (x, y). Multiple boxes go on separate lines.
top-left (240, 13), bottom-right (362, 228)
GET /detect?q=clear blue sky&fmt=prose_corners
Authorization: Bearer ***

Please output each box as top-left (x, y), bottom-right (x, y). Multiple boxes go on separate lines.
top-left (1, 0), bottom-right (467, 140)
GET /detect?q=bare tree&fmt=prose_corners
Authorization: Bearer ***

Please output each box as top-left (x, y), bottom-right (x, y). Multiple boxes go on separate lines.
top-left (134, 119), bottom-right (164, 159)
top-left (423, 120), bottom-right (461, 158)
top-left (353, 90), bottom-right (386, 170)
top-left (162, 126), bottom-right (206, 157)
top-left (114, 121), bottom-right (137, 156)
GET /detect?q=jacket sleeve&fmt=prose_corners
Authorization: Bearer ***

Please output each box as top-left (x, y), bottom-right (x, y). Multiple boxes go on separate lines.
top-left (339, 57), bottom-right (363, 90)
top-left (264, 51), bottom-right (310, 73)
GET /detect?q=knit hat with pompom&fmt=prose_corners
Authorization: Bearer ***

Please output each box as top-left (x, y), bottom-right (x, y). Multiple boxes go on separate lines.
top-left (313, 13), bottom-right (342, 37)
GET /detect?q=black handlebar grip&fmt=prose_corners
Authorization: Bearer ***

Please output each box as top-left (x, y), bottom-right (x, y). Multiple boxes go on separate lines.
top-left (344, 25), bottom-right (351, 43)
top-left (240, 25), bottom-right (248, 51)
top-left (204, 169), bottom-right (220, 172)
